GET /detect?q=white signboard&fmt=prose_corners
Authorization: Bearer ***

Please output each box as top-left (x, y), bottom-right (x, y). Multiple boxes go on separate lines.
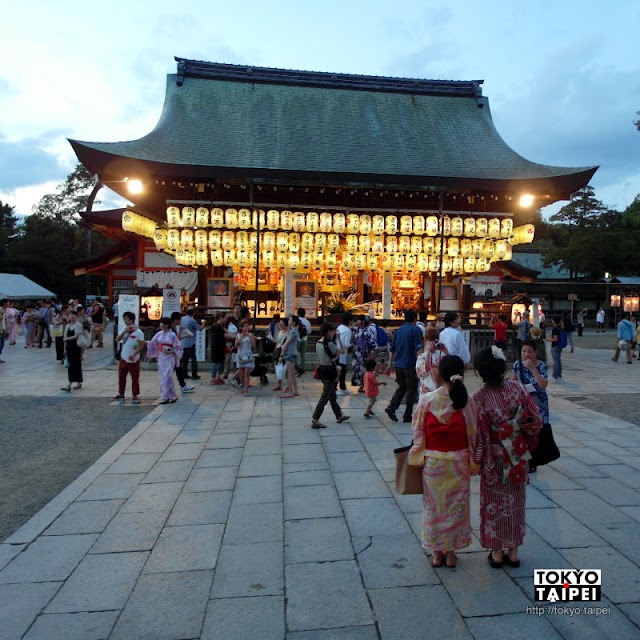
top-left (162, 288), bottom-right (181, 318)
top-left (118, 294), bottom-right (140, 326)
top-left (196, 327), bottom-right (208, 362)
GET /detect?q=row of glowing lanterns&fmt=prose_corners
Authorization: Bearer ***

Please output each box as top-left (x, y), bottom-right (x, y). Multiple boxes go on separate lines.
top-left (164, 206), bottom-right (519, 238)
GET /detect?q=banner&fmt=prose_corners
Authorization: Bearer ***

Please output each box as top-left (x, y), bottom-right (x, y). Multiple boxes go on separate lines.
top-left (118, 294), bottom-right (140, 326)
top-left (196, 327), bottom-right (208, 362)
top-left (162, 288), bottom-right (181, 318)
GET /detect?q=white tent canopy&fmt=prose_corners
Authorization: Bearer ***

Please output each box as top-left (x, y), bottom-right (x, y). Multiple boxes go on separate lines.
top-left (0, 274), bottom-right (56, 300)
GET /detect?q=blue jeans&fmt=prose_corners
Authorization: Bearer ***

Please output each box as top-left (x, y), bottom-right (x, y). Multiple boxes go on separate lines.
top-left (551, 346), bottom-right (562, 379)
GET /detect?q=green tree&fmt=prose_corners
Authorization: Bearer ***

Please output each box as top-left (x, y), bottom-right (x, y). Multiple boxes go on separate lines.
top-left (0, 201), bottom-right (19, 268)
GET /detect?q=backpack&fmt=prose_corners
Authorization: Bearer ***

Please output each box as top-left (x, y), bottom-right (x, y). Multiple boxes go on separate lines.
top-left (375, 325), bottom-right (389, 347)
top-left (557, 329), bottom-right (567, 349)
top-left (298, 322), bottom-right (308, 339)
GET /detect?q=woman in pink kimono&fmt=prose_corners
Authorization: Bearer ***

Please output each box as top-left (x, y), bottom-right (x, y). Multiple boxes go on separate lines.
top-left (409, 355), bottom-right (479, 569)
top-left (473, 346), bottom-right (542, 569)
top-left (147, 317), bottom-right (183, 404)
top-left (5, 301), bottom-right (19, 344)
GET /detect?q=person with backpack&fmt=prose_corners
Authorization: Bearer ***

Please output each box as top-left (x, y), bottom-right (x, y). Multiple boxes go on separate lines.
top-left (612, 312), bottom-right (635, 365)
top-left (550, 315), bottom-right (566, 380)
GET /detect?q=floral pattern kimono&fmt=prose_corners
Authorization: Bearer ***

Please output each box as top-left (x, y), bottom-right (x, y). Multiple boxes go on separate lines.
top-left (351, 325), bottom-right (376, 388)
top-left (415, 340), bottom-right (449, 397)
top-left (473, 380), bottom-right (542, 550)
top-left (409, 389), bottom-right (479, 552)
top-left (147, 328), bottom-right (183, 402)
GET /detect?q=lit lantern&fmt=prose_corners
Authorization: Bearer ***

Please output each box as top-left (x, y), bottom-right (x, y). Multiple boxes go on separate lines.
top-left (476, 217), bottom-right (488, 237)
top-left (167, 229), bottom-right (180, 250)
top-left (411, 236), bottom-right (422, 255)
top-left (353, 253), bottom-right (364, 271)
top-left (476, 257), bottom-right (490, 272)
top-left (413, 216), bottom-right (425, 235)
top-left (280, 210), bottom-right (293, 230)
top-left (367, 253), bottom-right (379, 270)
top-left (237, 208), bottom-right (250, 229)
top-left (426, 216), bottom-right (439, 236)
top-left (236, 231), bottom-right (248, 251)
top-left (346, 235), bottom-right (358, 253)
top-left (442, 257), bottom-right (452, 272)
top-left (433, 238), bottom-right (442, 254)
top-left (195, 230), bottom-right (208, 251)
top-left (326, 253), bottom-right (337, 270)
top-left (372, 237), bottom-right (385, 254)
top-left (347, 214), bottom-right (360, 234)
top-left (381, 254), bottom-right (393, 271)
top-left (314, 233), bottom-right (326, 251)
top-left (359, 236), bottom-right (371, 253)
top-left (417, 254), bottom-right (429, 272)
top-left (451, 217), bottom-right (464, 236)
top-left (153, 229), bottom-right (168, 251)
top-left (488, 218), bottom-right (501, 238)
top-left (248, 232), bottom-right (258, 251)
top-left (502, 244), bottom-right (513, 261)
top-left (386, 237), bottom-right (398, 254)
top-left (222, 231), bottom-right (235, 251)
top-left (289, 233), bottom-right (300, 253)
top-left (453, 256), bottom-right (464, 273)
top-left (464, 257), bottom-right (476, 273)
top-left (385, 215), bottom-right (398, 235)
top-left (175, 248), bottom-right (186, 265)
top-left (406, 255), bottom-right (417, 271)
top-left (464, 217), bottom-right (476, 236)
top-left (482, 240), bottom-right (495, 260)
top-left (211, 208), bottom-right (224, 227)
top-left (313, 252), bottom-right (324, 269)
top-left (276, 232), bottom-right (288, 253)
top-left (460, 239), bottom-right (473, 258)
top-left (372, 215), bottom-right (385, 235)
top-left (306, 211), bottom-right (319, 233)
top-left (442, 217), bottom-right (451, 236)
top-left (252, 209), bottom-right (265, 229)
top-left (319, 212), bottom-right (332, 233)
top-left (293, 212), bottom-right (306, 232)
top-left (393, 254), bottom-right (405, 271)
top-left (302, 233), bottom-right (314, 252)
top-left (181, 207), bottom-right (195, 227)
top-left (448, 238), bottom-right (459, 257)
top-left (267, 210), bottom-right (280, 230)
top-left (472, 239), bottom-right (483, 258)
top-left (210, 249), bottom-right (223, 266)
top-left (225, 208), bottom-right (238, 229)
top-left (263, 232), bottom-right (275, 251)
top-left (429, 256), bottom-right (440, 272)
top-left (343, 253), bottom-right (354, 271)
top-left (359, 214), bottom-right (372, 235)
top-left (276, 253), bottom-right (287, 268)
top-left (181, 229), bottom-right (194, 248)
top-left (501, 218), bottom-right (513, 238)
top-left (511, 224), bottom-right (535, 244)
top-left (263, 251), bottom-right (275, 268)
top-left (238, 250), bottom-right (249, 268)
top-left (196, 249), bottom-right (208, 266)
top-left (166, 206), bottom-right (181, 227)
top-left (327, 234), bottom-right (340, 252)
top-left (300, 252), bottom-right (312, 270)
top-left (495, 239), bottom-right (508, 259)
top-left (184, 249), bottom-right (196, 267)
top-left (196, 207), bottom-right (209, 227)
top-left (223, 250), bottom-right (235, 266)
top-left (398, 237), bottom-right (411, 254)
top-left (333, 213), bottom-right (346, 233)
top-left (400, 215), bottom-right (412, 234)
top-left (423, 237), bottom-right (435, 254)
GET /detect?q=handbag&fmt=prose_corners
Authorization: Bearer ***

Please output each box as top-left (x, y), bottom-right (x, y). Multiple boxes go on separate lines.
top-left (275, 361), bottom-right (285, 380)
top-left (238, 353), bottom-right (254, 364)
top-left (313, 366), bottom-right (321, 380)
top-left (63, 356), bottom-right (70, 368)
top-left (393, 444), bottom-right (423, 495)
top-left (77, 331), bottom-right (91, 349)
top-left (529, 423), bottom-right (561, 467)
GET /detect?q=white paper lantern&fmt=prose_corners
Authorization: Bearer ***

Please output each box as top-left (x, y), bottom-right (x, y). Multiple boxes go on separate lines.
top-left (333, 213), bottom-right (346, 234)
top-left (181, 229), bottom-right (194, 248)
top-left (195, 230), bottom-right (208, 250)
top-left (426, 216), bottom-right (439, 236)
top-left (211, 208), bottom-right (224, 228)
top-left (400, 215), bottom-right (412, 235)
top-left (196, 207), bottom-right (209, 227)
top-left (413, 216), bottom-right (425, 235)
top-left (385, 215), bottom-right (398, 235)
top-left (476, 217), bottom-right (488, 237)
top-left (359, 214), bottom-right (372, 235)
top-left (181, 207), bottom-right (195, 227)
top-left (347, 214), bottom-right (360, 234)
top-left (464, 217), bottom-right (476, 236)
top-left (225, 208), bottom-right (238, 229)
top-left (280, 210), bottom-right (293, 230)
top-left (267, 210), bottom-right (280, 230)
top-left (306, 211), bottom-right (319, 233)
top-left (372, 215), bottom-right (385, 235)
top-left (488, 218), bottom-right (501, 238)
top-left (319, 212), bottom-right (333, 233)
top-left (166, 206), bottom-right (181, 228)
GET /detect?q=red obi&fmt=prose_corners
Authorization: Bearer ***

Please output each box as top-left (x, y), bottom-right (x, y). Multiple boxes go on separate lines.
top-left (424, 411), bottom-right (468, 452)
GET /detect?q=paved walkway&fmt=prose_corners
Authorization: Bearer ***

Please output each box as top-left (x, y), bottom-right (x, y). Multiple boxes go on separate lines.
top-left (1, 337), bottom-right (640, 639)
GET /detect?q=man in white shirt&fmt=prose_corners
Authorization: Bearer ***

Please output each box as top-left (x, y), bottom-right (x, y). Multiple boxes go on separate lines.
top-left (336, 313), bottom-right (353, 395)
top-left (114, 311), bottom-right (145, 403)
top-left (438, 312), bottom-right (471, 364)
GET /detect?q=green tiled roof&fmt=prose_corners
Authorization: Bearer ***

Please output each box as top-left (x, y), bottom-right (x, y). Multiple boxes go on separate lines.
top-left (70, 59), bottom-right (597, 195)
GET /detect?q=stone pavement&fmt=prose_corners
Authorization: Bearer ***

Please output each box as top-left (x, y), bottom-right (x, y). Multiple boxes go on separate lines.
top-left (1, 337), bottom-right (640, 639)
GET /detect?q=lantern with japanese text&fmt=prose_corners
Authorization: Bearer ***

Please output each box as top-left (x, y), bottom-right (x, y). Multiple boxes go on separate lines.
top-left (385, 215), bottom-right (398, 235)
top-left (347, 214), bottom-right (360, 234)
top-left (166, 206), bottom-right (181, 228)
top-left (372, 215), bottom-right (385, 235)
top-left (211, 208), bottom-right (224, 228)
top-left (333, 213), bottom-right (346, 233)
top-left (196, 207), bottom-right (209, 227)
top-left (400, 215), bottom-right (412, 235)
top-left (225, 208), bottom-right (238, 229)
top-left (320, 212), bottom-right (333, 233)
top-left (267, 210), bottom-right (279, 230)
top-left (413, 215), bottom-right (425, 235)
top-left (181, 207), bottom-right (195, 227)
top-left (195, 230), bottom-right (208, 251)
top-left (181, 229), bottom-right (194, 248)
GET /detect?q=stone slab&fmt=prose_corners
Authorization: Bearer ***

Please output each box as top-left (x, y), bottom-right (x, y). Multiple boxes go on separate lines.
top-left (45, 499), bottom-right (123, 536)
top-left (526, 508), bottom-right (608, 549)
top-left (333, 470), bottom-right (392, 499)
top-left (342, 498), bottom-right (412, 537)
top-left (201, 596), bottom-right (285, 640)
top-left (238, 454), bottom-right (283, 477)
top-left (120, 481), bottom-right (183, 513)
top-left (285, 518), bottom-right (354, 564)
top-left (184, 466), bottom-right (237, 492)
top-left (543, 490), bottom-right (631, 524)
top-left (89, 510), bottom-right (168, 553)
top-left (103, 453), bottom-right (161, 474)
top-left (196, 447), bottom-right (244, 467)
top-left (77, 473), bottom-right (145, 501)
top-left (224, 502), bottom-right (283, 544)
top-left (0, 582), bottom-right (61, 640)
top-left (466, 612), bottom-right (562, 640)
top-left (284, 485), bottom-right (343, 520)
top-left (167, 490), bottom-right (232, 526)
top-left (23, 611), bottom-right (119, 640)
top-left (143, 459), bottom-right (195, 483)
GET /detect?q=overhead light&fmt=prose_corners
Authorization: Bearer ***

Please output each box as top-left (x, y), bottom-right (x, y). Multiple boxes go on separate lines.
top-left (125, 178), bottom-right (143, 194)
top-left (519, 194), bottom-right (534, 208)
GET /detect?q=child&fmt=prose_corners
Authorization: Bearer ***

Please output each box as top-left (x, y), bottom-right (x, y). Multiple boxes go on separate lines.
top-left (363, 358), bottom-right (386, 418)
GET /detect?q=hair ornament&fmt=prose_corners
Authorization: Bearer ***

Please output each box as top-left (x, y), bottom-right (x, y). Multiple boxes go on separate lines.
top-left (450, 374), bottom-right (463, 382)
top-left (491, 345), bottom-right (506, 361)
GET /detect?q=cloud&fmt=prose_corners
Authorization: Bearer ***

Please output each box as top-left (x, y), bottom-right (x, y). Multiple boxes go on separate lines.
top-left (0, 181), bottom-right (59, 217)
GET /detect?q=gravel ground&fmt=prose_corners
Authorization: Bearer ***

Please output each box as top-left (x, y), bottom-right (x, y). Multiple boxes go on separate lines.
top-left (0, 397), bottom-right (154, 542)
top-left (568, 394), bottom-right (640, 427)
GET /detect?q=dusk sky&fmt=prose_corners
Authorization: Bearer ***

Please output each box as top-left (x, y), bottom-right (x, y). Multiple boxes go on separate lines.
top-left (1, 0), bottom-right (638, 218)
